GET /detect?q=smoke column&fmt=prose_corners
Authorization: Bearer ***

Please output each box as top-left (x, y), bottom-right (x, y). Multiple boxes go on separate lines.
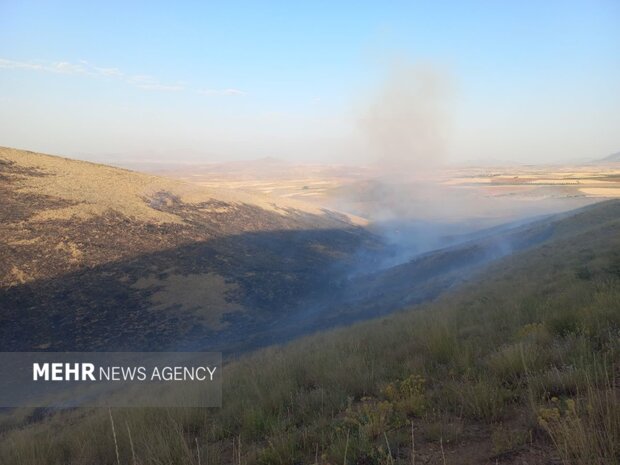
top-left (359, 62), bottom-right (453, 178)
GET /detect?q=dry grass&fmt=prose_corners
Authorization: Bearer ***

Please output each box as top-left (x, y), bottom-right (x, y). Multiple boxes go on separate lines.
top-left (0, 146), bottom-right (359, 224)
top-left (2, 149), bottom-right (620, 463)
top-left (1, 202), bottom-right (619, 464)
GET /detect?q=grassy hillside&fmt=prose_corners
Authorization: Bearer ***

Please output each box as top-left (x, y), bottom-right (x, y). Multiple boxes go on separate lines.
top-left (0, 147), bottom-right (377, 351)
top-left (1, 200), bottom-right (619, 464)
top-left (2, 145), bottom-right (586, 355)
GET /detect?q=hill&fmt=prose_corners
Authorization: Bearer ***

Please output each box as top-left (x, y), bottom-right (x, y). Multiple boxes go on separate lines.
top-left (595, 151), bottom-right (620, 163)
top-left (3, 146), bottom-right (619, 356)
top-left (0, 146), bottom-right (376, 351)
top-left (1, 146), bottom-right (583, 354)
top-left (1, 188), bottom-right (619, 463)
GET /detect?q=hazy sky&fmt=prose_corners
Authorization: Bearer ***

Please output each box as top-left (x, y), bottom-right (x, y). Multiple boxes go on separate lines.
top-left (1, 1), bottom-right (618, 165)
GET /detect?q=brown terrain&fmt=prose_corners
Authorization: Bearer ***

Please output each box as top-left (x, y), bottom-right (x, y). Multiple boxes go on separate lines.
top-left (139, 158), bottom-right (620, 230)
top-left (1, 146), bottom-right (619, 464)
top-left (4, 147), bottom-right (620, 353)
top-left (0, 147), bottom-right (376, 351)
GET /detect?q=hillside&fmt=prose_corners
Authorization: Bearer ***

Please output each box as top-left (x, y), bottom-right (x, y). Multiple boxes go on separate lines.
top-left (1, 200), bottom-right (618, 464)
top-left (4, 146), bottom-right (619, 355)
top-left (0, 147), bottom-right (376, 351)
top-left (0, 146), bottom-right (578, 354)
top-left (249, 201), bottom-right (620, 350)
top-left (2, 146), bottom-right (619, 463)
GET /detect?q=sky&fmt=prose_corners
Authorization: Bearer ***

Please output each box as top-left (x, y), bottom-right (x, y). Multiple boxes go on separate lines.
top-left (0, 1), bottom-right (618, 165)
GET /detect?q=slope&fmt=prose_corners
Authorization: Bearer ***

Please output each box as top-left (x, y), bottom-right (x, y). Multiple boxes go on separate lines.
top-left (0, 146), bottom-right (376, 351)
top-left (1, 200), bottom-right (619, 464)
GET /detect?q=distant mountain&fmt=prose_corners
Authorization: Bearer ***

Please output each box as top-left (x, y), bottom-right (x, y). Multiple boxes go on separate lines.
top-left (598, 151), bottom-right (620, 163)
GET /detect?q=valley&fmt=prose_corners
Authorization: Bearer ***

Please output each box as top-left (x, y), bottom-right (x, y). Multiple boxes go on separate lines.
top-left (2, 2), bottom-right (618, 463)
top-left (4, 147), bottom-right (613, 355)
top-left (1, 146), bottom-right (619, 464)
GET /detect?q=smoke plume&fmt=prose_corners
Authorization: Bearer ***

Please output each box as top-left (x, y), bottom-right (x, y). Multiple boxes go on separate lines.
top-left (359, 62), bottom-right (453, 177)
